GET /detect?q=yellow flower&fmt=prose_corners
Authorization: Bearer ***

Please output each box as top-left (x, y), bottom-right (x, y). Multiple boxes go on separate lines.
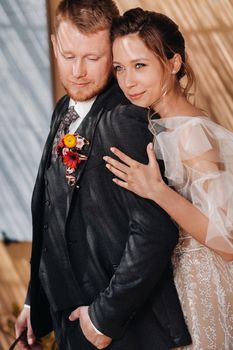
top-left (63, 134), bottom-right (77, 148)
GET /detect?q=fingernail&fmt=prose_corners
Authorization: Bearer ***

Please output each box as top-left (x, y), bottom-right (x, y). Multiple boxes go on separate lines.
top-left (103, 156), bottom-right (107, 161)
top-left (105, 164), bottom-right (110, 169)
top-left (110, 147), bottom-right (115, 152)
top-left (149, 142), bottom-right (153, 149)
top-left (28, 338), bottom-right (34, 345)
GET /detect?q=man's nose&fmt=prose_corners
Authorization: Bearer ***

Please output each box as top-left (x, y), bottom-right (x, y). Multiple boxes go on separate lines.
top-left (72, 59), bottom-right (86, 78)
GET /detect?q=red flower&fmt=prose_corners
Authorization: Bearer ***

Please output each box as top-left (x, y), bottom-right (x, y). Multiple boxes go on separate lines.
top-left (57, 138), bottom-right (65, 156)
top-left (58, 138), bottom-right (65, 148)
top-left (63, 151), bottom-right (81, 169)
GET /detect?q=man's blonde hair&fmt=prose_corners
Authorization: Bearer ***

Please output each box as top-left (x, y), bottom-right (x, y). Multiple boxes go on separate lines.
top-left (55, 0), bottom-right (120, 34)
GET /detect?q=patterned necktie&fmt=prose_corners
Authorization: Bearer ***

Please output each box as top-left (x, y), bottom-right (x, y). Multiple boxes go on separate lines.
top-left (52, 105), bottom-right (79, 162)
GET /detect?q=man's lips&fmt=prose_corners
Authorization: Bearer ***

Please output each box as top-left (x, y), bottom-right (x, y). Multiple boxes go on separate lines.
top-left (70, 81), bottom-right (90, 87)
top-left (128, 91), bottom-right (145, 100)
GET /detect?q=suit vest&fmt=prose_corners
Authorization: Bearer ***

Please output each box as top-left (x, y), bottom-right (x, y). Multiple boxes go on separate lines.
top-left (39, 158), bottom-right (84, 311)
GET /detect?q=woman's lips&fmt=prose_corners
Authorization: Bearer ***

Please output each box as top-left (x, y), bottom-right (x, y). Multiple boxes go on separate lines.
top-left (128, 91), bottom-right (145, 100)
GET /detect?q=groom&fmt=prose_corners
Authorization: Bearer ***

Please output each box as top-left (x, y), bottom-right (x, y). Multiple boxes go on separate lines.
top-left (15, 0), bottom-right (191, 349)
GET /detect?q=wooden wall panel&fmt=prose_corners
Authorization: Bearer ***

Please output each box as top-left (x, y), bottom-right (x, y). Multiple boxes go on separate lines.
top-left (47, 0), bottom-right (64, 102)
top-left (47, 0), bottom-right (233, 129)
top-left (0, 242), bottom-right (31, 350)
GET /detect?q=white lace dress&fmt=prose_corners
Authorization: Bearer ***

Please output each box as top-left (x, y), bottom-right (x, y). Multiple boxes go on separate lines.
top-left (150, 116), bottom-right (233, 350)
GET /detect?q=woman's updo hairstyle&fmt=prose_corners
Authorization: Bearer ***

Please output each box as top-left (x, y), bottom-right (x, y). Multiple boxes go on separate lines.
top-left (111, 8), bottom-right (195, 97)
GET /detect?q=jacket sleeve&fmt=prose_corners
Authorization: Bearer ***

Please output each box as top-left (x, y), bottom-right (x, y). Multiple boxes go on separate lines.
top-left (25, 281), bottom-right (31, 305)
top-left (88, 104), bottom-right (179, 338)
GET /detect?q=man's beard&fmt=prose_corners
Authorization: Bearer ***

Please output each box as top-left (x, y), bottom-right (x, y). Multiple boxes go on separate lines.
top-left (63, 74), bottom-right (111, 102)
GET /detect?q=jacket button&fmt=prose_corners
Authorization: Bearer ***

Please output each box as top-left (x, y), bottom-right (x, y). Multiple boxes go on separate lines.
top-left (43, 247), bottom-right (48, 253)
top-left (45, 199), bottom-right (50, 206)
top-left (44, 223), bottom-right (48, 230)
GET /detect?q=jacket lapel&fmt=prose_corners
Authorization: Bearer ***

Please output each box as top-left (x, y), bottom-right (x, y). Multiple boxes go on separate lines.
top-left (74, 105), bottom-right (104, 183)
top-left (59, 95), bottom-right (106, 218)
top-left (31, 96), bottom-right (69, 215)
top-left (73, 78), bottom-right (117, 184)
top-left (44, 97), bottom-right (69, 169)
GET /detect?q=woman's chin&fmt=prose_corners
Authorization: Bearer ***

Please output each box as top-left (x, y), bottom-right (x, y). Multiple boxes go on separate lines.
top-left (128, 98), bottom-right (148, 109)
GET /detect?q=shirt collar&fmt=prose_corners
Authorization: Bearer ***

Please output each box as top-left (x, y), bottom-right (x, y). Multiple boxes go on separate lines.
top-left (69, 97), bottom-right (97, 119)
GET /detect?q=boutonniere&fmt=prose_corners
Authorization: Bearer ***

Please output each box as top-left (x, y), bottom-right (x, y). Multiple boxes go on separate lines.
top-left (57, 133), bottom-right (89, 186)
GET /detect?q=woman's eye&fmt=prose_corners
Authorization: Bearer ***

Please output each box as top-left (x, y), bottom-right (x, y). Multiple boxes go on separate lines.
top-left (135, 63), bottom-right (146, 69)
top-left (113, 65), bottom-right (124, 73)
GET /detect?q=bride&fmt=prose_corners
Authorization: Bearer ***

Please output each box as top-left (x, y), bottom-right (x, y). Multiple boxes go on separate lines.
top-left (104, 8), bottom-right (233, 350)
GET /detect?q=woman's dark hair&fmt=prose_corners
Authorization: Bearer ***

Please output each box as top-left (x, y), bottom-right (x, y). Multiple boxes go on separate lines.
top-left (111, 8), bottom-right (195, 97)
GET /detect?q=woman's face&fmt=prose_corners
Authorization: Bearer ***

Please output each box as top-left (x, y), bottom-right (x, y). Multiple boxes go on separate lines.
top-left (112, 33), bottom-right (166, 108)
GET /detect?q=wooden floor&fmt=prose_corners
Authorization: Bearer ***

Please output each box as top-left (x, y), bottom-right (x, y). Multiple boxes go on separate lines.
top-left (0, 241), bottom-right (31, 350)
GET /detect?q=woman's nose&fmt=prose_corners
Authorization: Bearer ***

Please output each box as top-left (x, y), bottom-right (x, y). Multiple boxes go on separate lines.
top-left (124, 70), bottom-right (137, 88)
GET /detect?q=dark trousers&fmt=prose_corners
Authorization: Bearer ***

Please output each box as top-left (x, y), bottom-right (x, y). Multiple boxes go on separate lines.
top-left (51, 308), bottom-right (97, 350)
top-left (50, 306), bottom-right (173, 350)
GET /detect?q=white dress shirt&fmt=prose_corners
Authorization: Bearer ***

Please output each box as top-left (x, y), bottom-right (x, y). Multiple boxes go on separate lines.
top-left (68, 97), bottom-right (96, 134)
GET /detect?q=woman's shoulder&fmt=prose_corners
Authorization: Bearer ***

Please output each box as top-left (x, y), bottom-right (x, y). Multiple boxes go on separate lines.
top-left (151, 115), bottom-right (233, 139)
top-left (151, 115), bottom-right (209, 130)
top-left (150, 116), bottom-right (211, 152)
top-left (152, 115), bottom-right (233, 161)
top-left (168, 115), bottom-right (231, 132)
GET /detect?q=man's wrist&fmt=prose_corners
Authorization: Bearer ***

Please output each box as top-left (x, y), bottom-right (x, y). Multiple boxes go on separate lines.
top-left (88, 307), bottom-right (103, 335)
top-left (90, 319), bottom-right (103, 335)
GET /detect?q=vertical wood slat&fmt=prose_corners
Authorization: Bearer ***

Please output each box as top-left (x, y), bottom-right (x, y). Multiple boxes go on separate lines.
top-left (47, 0), bottom-right (65, 103)
top-left (0, 242), bottom-right (31, 350)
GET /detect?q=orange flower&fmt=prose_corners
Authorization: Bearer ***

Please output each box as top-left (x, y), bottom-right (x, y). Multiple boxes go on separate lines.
top-left (64, 134), bottom-right (77, 148)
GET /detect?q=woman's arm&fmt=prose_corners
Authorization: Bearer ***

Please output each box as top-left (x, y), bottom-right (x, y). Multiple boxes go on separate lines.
top-left (104, 143), bottom-right (233, 261)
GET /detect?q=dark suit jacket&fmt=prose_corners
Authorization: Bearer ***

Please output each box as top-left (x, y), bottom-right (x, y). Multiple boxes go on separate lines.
top-left (27, 79), bottom-right (191, 348)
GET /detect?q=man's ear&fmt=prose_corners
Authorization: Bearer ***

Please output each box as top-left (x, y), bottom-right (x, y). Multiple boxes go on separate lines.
top-left (170, 53), bottom-right (182, 75)
top-left (51, 34), bottom-right (58, 58)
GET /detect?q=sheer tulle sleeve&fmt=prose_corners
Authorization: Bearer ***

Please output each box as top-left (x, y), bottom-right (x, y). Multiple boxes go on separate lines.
top-left (150, 117), bottom-right (233, 254)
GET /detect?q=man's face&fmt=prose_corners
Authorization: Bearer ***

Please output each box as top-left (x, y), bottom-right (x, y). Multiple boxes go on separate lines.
top-left (51, 21), bottom-right (112, 101)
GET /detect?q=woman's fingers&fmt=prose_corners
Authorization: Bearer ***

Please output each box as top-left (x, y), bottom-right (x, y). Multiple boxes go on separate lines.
top-left (112, 178), bottom-right (129, 189)
top-left (146, 143), bottom-right (162, 179)
top-left (103, 156), bottom-right (129, 174)
top-left (105, 164), bottom-right (128, 181)
top-left (110, 147), bottom-right (138, 167)
top-left (147, 143), bottom-right (156, 166)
